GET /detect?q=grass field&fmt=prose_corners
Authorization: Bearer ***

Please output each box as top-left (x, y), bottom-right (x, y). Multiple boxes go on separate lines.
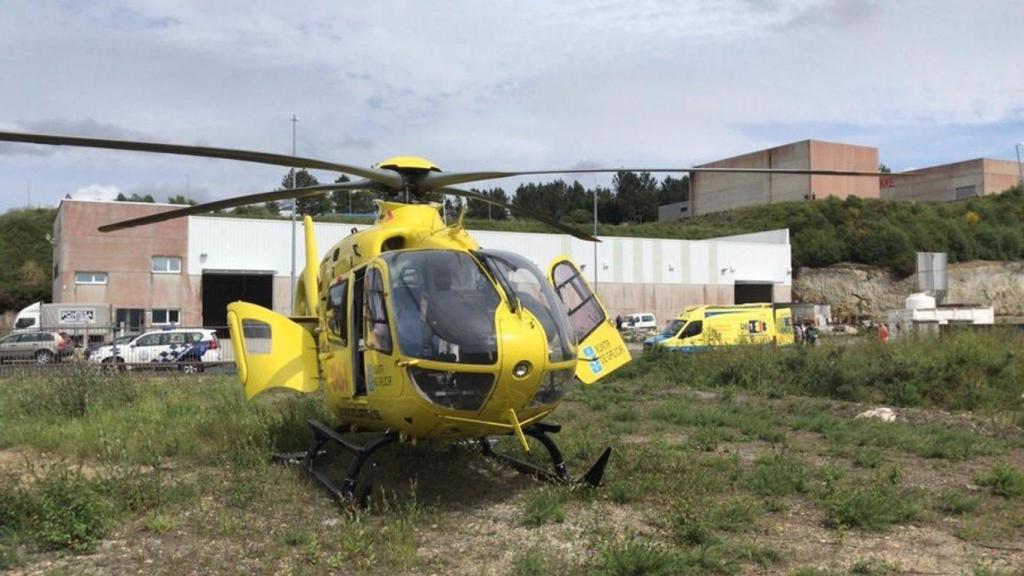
top-left (1, 331), bottom-right (1023, 575)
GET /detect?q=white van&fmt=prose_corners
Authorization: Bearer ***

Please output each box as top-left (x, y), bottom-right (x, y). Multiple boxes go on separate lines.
top-left (621, 312), bottom-right (657, 331)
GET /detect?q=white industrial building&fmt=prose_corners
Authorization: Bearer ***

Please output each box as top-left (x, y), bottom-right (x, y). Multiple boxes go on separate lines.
top-left (54, 200), bottom-right (793, 331)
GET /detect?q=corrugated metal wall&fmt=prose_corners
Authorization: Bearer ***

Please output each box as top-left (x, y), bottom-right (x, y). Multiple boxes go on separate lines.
top-left (187, 216), bottom-right (791, 287)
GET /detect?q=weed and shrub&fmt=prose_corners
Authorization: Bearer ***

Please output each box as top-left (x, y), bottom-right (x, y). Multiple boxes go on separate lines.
top-left (623, 329), bottom-right (1024, 416)
top-left (822, 466), bottom-right (923, 531)
top-left (935, 489), bottom-right (983, 515)
top-left (745, 452), bottom-right (810, 497)
top-left (520, 487), bottom-right (566, 526)
top-left (596, 535), bottom-right (679, 576)
top-left (975, 463), bottom-right (1024, 498)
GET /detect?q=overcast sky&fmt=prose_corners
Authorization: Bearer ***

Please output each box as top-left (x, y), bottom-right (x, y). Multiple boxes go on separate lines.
top-left (1, 0), bottom-right (1022, 211)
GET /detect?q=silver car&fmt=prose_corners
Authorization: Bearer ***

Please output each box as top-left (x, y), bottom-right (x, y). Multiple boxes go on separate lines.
top-left (0, 332), bottom-right (71, 364)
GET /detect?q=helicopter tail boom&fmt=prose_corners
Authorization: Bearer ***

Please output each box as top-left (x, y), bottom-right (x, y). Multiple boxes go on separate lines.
top-left (296, 215), bottom-right (320, 317)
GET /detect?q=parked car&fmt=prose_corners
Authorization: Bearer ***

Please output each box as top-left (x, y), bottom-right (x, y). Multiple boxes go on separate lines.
top-left (0, 331), bottom-right (71, 364)
top-left (88, 328), bottom-right (221, 373)
top-left (84, 334), bottom-right (135, 360)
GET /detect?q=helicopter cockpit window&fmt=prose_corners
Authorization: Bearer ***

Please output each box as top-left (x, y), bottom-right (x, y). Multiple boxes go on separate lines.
top-left (364, 268), bottom-right (392, 354)
top-left (328, 279), bottom-right (348, 344)
top-left (477, 250), bottom-right (576, 362)
top-left (383, 250), bottom-right (499, 365)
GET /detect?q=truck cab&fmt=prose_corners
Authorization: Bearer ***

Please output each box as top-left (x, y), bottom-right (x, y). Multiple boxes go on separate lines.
top-left (12, 302), bottom-right (41, 332)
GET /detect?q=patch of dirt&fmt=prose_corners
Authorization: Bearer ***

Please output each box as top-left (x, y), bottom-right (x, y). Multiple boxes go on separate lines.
top-left (774, 500), bottom-right (1024, 575)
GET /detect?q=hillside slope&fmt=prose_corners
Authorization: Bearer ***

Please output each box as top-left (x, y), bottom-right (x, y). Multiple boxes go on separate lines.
top-left (794, 261), bottom-right (1024, 320)
top-left (499, 184), bottom-right (1024, 275)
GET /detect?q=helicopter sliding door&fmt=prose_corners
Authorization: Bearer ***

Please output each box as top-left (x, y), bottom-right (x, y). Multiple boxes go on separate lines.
top-left (226, 301), bottom-right (320, 399)
top-left (548, 257), bottom-right (631, 384)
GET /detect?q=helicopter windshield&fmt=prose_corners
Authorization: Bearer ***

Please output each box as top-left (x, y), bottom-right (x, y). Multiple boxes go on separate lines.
top-left (477, 250), bottom-right (577, 363)
top-left (383, 250), bottom-right (500, 365)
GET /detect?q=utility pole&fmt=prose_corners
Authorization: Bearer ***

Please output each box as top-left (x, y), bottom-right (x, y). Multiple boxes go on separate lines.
top-left (289, 115), bottom-right (298, 312)
top-left (26, 179), bottom-right (31, 207)
top-left (1016, 143), bottom-right (1024, 190)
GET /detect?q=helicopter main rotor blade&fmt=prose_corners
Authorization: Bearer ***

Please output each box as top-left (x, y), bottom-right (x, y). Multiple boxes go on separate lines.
top-left (0, 131), bottom-right (404, 189)
top-left (421, 167), bottom-right (892, 190)
top-left (440, 187), bottom-right (599, 243)
top-left (98, 180), bottom-right (378, 232)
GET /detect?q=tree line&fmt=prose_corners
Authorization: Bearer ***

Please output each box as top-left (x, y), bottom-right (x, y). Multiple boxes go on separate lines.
top-left (116, 170), bottom-right (690, 225)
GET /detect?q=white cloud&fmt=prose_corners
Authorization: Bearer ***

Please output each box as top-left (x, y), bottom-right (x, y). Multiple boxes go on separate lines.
top-left (1, 0), bottom-right (1022, 211)
top-left (74, 184), bottom-right (121, 202)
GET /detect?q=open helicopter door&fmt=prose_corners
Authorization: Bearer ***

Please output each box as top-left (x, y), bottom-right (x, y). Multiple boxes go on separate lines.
top-left (227, 301), bottom-right (321, 399)
top-left (548, 257), bottom-right (631, 384)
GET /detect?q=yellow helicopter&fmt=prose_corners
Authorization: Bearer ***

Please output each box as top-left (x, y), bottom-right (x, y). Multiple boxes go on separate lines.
top-left (0, 130), bottom-right (889, 499)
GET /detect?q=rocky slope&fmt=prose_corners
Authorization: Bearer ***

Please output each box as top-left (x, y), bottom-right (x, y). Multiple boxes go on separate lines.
top-left (793, 261), bottom-right (1024, 320)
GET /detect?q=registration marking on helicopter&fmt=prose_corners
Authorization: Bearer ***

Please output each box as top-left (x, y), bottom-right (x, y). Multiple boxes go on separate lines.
top-left (337, 406), bottom-right (383, 421)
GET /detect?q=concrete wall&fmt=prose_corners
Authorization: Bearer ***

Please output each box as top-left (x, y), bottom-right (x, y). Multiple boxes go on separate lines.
top-left (595, 282), bottom-right (736, 327)
top-left (188, 217), bottom-right (792, 291)
top-left (882, 158), bottom-right (1020, 202)
top-left (690, 141), bottom-right (809, 217)
top-left (53, 200), bottom-right (201, 327)
top-left (686, 140), bottom-right (878, 218)
top-left (658, 201), bottom-right (689, 221)
top-left (983, 159), bottom-right (1022, 195)
top-left (881, 159), bottom-right (986, 202)
top-left (808, 140), bottom-right (879, 200)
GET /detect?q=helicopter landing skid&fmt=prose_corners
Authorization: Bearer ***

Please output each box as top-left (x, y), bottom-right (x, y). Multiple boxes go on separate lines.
top-left (480, 421), bottom-right (612, 488)
top-left (274, 420), bottom-right (399, 502)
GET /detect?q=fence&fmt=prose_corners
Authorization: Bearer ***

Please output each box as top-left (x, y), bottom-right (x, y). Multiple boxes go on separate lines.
top-left (0, 325), bottom-right (238, 377)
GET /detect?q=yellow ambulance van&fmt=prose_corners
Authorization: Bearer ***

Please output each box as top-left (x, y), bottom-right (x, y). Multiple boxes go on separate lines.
top-left (644, 303), bottom-right (794, 351)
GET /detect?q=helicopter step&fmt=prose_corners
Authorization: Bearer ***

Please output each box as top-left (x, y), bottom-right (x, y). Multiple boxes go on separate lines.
top-left (479, 421), bottom-right (612, 488)
top-left (274, 420), bottom-right (400, 502)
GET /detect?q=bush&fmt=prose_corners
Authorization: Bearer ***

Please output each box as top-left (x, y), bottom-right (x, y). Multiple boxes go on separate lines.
top-left (746, 453), bottom-right (809, 497)
top-left (29, 467), bottom-right (113, 553)
top-left (823, 468), bottom-right (922, 531)
top-left (935, 489), bottom-right (982, 515)
top-left (520, 488), bottom-right (565, 527)
top-left (975, 463), bottom-right (1024, 498)
top-left (9, 365), bottom-right (138, 420)
top-left (634, 329), bottom-right (1024, 415)
top-left (597, 535), bottom-right (678, 576)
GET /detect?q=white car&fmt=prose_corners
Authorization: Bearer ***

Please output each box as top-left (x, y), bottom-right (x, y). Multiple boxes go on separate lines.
top-left (89, 328), bottom-right (222, 372)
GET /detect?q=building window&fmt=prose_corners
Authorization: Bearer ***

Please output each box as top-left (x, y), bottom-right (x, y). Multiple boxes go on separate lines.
top-left (75, 271), bottom-right (108, 285)
top-left (152, 256), bottom-right (182, 274)
top-left (152, 309), bottom-right (180, 325)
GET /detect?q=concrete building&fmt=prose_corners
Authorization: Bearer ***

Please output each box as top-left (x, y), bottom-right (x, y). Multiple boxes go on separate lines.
top-left (880, 158), bottom-right (1022, 202)
top-left (662, 140), bottom-right (879, 220)
top-left (52, 199), bottom-right (793, 331)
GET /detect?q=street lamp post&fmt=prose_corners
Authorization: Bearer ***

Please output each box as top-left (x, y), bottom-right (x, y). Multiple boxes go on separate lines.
top-left (289, 115), bottom-right (298, 312)
top-left (593, 188), bottom-right (598, 287)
